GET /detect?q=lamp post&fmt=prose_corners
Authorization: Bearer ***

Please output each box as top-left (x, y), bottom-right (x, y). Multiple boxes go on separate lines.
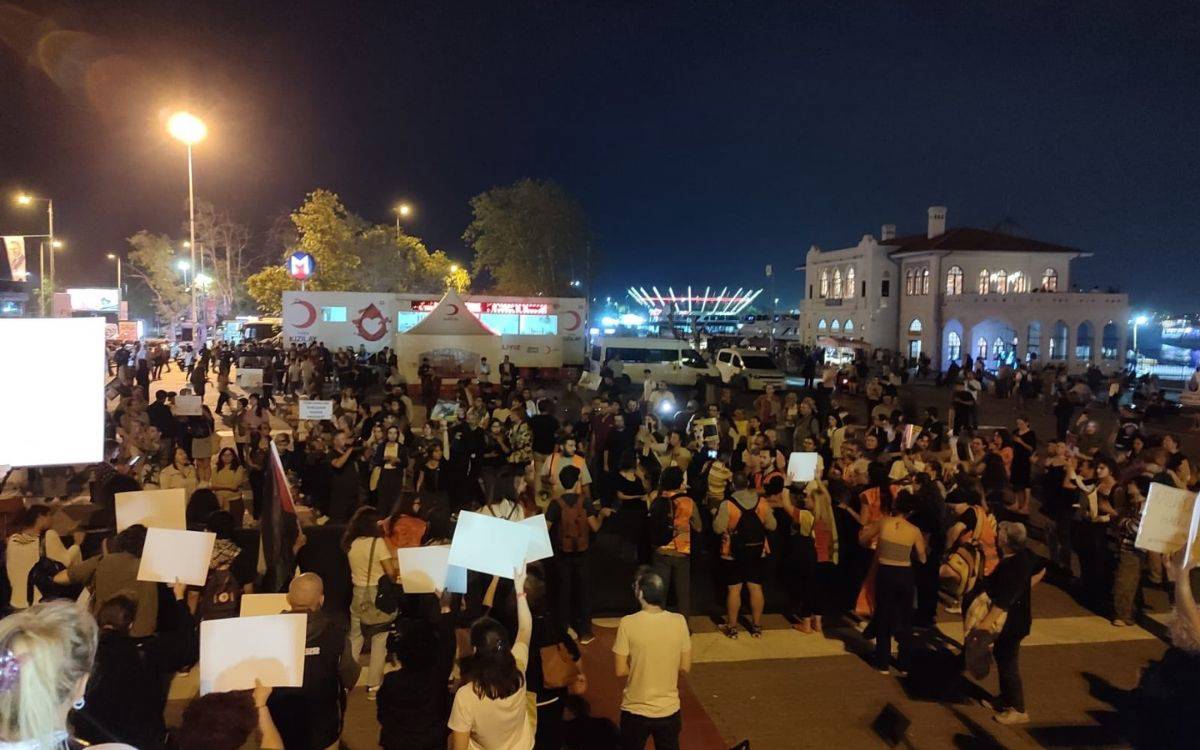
top-left (1132, 315), bottom-right (1149, 371)
top-left (15, 194), bottom-right (54, 292)
top-left (167, 112), bottom-right (207, 341)
top-left (394, 203), bottom-right (412, 238)
top-left (106, 253), bottom-right (122, 304)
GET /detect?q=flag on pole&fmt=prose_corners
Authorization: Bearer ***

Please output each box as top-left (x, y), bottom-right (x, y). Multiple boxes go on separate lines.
top-left (2, 237), bottom-right (27, 281)
top-left (259, 441), bottom-right (298, 592)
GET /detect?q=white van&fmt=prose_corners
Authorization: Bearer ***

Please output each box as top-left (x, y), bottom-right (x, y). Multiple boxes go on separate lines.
top-left (588, 337), bottom-right (716, 386)
top-left (714, 347), bottom-right (787, 391)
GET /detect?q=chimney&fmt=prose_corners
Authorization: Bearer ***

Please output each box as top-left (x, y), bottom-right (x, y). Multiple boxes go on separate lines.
top-left (927, 206), bottom-right (947, 239)
top-left (881, 224), bottom-right (896, 241)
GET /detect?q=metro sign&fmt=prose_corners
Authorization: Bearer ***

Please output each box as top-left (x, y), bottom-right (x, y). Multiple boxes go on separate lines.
top-left (287, 252), bottom-right (316, 281)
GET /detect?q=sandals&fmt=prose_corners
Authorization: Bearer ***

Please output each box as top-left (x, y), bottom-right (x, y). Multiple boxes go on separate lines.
top-left (718, 624), bottom-right (739, 639)
top-left (746, 623), bottom-right (763, 638)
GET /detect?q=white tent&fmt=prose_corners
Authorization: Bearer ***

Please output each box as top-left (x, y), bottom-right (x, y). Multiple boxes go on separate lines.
top-left (396, 290), bottom-right (501, 381)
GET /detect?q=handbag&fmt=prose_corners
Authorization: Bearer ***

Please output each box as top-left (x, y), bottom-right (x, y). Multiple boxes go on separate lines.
top-left (355, 538), bottom-right (396, 627)
top-left (540, 643), bottom-right (582, 689)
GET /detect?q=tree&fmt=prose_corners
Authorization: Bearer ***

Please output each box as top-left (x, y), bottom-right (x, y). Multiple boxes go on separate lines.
top-left (353, 226), bottom-right (471, 294)
top-left (463, 179), bottom-right (592, 296)
top-left (246, 266), bottom-right (297, 315)
top-left (125, 231), bottom-right (189, 335)
top-left (289, 189), bottom-right (363, 291)
top-left (192, 200), bottom-right (262, 317)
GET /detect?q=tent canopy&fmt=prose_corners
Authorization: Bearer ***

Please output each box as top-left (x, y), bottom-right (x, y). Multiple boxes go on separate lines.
top-left (403, 290), bottom-right (496, 336)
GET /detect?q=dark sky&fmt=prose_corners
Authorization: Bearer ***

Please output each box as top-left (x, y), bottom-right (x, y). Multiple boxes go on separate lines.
top-left (1, 0), bottom-right (1197, 311)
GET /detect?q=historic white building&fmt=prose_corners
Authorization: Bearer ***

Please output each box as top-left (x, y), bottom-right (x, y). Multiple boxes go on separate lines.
top-left (799, 206), bottom-right (1129, 372)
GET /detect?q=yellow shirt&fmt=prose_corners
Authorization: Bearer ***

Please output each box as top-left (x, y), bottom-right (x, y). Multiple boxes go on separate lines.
top-left (613, 609), bottom-right (691, 718)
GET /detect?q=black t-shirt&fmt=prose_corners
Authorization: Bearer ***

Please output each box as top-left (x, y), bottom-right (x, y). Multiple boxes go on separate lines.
top-left (529, 414), bottom-right (560, 454)
top-left (1041, 463), bottom-right (1068, 513)
top-left (984, 548), bottom-right (1045, 639)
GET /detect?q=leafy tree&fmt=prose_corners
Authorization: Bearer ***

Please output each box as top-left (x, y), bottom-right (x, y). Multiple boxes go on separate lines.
top-left (125, 231), bottom-right (189, 335)
top-left (192, 200), bottom-right (263, 317)
top-left (354, 226), bottom-right (471, 294)
top-left (289, 189), bottom-right (363, 291)
top-left (463, 179), bottom-right (592, 296)
top-left (245, 266), bottom-right (297, 315)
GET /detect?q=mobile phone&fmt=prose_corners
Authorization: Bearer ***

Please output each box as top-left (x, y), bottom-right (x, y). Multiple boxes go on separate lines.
top-left (706, 448), bottom-right (719, 460)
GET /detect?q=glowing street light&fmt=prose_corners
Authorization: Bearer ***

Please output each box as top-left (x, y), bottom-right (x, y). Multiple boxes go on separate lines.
top-left (168, 110), bottom-right (207, 341)
top-left (450, 264), bottom-right (459, 273)
top-left (194, 272), bottom-right (213, 288)
top-left (394, 203), bottom-right (413, 236)
top-left (106, 253), bottom-right (123, 303)
top-left (1132, 314), bottom-right (1150, 364)
top-left (14, 193), bottom-right (55, 298)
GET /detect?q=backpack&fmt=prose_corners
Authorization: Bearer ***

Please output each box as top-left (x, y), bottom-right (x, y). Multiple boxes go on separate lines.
top-left (941, 540), bottom-right (983, 600)
top-left (27, 536), bottom-right (80, 604)
top-left (196, 567), bottom-right (241, 620)
top-left (728, 499), bottom-right (767, 559)
top-left (554, 495), bottom-right (590, 553)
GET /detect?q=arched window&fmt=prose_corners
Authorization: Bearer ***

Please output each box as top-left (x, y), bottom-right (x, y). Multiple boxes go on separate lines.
top-left (1027, 321), bottom-right (1042, 360)
top-left (947, 331), bottom-right (962, 363)
top-left (908, 318), bottom-right (923, 334)
top-left (843, 319), bottom-right (855, 332)
top-left (946, 265), bottom-right (963, 295)
top-left (1102, 321), bottom-right (1119, 360)
top-left (978, 269), bottom-right (989, 294)
top-left (977, 337), bottom-right (988, 358)
top-left (921, 268), bottom-right (930, 295)
top-left (845, 267), bottom-right (856, 298)
top-left (832, 269), bottom-right (843, 298)
top-left (993, 337), bottom-right (1005, 359)
top-left (1050, 320), bottom-right (1069, 360)
top-left (904, 268), bottom-right (915, 296)
top-left (1042, 267), bottom-right (1058, 292)
top-left (830, 319), bottom-right (841, 332)
top-left (819, 270), bottom-right (829, 297)
top-left (995, 270), bottom-right (1007, 293)
top-left (817, 318), bottom-right (827, 330)
top-left (1076, 321), bottom-right (1094, 362)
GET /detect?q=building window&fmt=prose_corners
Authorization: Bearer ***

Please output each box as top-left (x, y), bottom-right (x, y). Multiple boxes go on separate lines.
top-left (977, 337), bottom-right (988, 358)
top-left (845, 267), bottom-right (856, 298)
top-left (881, 279), bottom-right (889, 297)
top-left (320, 306), bottom-right (347, 322)
top-left (946, 265), bottom-right (963, 295)
top-left (993, 337), bottom-right (1005, 359)
top-left (921, 268), bottom-right (930, 295)
top-left (947, 331), bottom-right (961, 363)
top-left (820, 270), bottom-right (829, 297)
top-left (909, 339), bottom-right (922, 358)
top-left (830, 319), bottom-right (841, 332)
top-left (978, 269), bottom-right (989, 294)
top-left (908, 318), bottom-right (923, 334)
top-left (808, 284), bottom-right (813, 299)
top-left (995, 270), bottom-right (1007, 294)
top-left (832, 269), bottom-right (843, 298)
top-left (844, 319), bottom-right (855, 332)
top-left (861, 280), bottom-right (866, 297)
top-left (817, 318), bottom-right (827, 330)
top-left (905, 268), bottom-right (916, 296)
top-left (1009, 273), bottom-right (1025, 293)
top-left (1042, 267), bottom-right (1058, 292)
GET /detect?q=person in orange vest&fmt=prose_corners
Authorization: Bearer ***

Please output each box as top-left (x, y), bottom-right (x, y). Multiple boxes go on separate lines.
top-left (713, 472), bottom-right (777, 639)
top-left (648, 467), bottom-right (701, 619)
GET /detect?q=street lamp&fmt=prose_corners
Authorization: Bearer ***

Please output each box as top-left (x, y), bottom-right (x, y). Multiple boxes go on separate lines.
top-left (14, 193), bottom-right (54, 293)
top-left (1132, 315), bottom-right (1149, 368)
top-left (168, 111), bottom-right (207, 341)
top-left (394, 203), bottom-right (412, 237)
top-left (106, 253), bottom-right (122, 304)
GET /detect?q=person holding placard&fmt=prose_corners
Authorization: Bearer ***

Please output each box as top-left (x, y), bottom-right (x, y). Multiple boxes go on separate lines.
top-left (448, 564), bottom-right (534, 750)
top-left (172, 684), bottom-right (284, 750)
top-left (58, 525), bottom-right (159, 637)
top-left (1112, 476), bottom-right (1148, 626)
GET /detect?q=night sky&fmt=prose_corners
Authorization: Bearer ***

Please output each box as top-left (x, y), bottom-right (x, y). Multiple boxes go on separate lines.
top-left (1, 0), bottom-right (1197, 311)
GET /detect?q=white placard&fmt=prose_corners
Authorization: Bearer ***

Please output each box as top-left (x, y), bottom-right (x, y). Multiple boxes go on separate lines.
top-left (578, 371), bottom-right (602, 391)
top-left (1135, 483), bottom-right (1199, 554)
top-left (200, 614), bottom-right (307, 694)
top-left (115, 488), bottom-right (187, 532)
top-left (0, 318), bottom-right (105, 467)
top-left (520, 515), bottom-right (554, 563)
top-left (236, 368), bottom-right (264, 388)
top-left (448, 510), bottom-right (532, 578)
top-left (240, 593), bottom-right (291, 617)
top-left (787, 452), bottom-right (820, 483)
top-left (137, 528), bottom-right (216, 586)
top-left (298, 399), bottom-right (333, 421)
top-left (1186, 493), bottom-right (1200, 569)
top-left (175, 395), bottom-right (203, 416)
top-left (397, 545), bottom-right (467, 594)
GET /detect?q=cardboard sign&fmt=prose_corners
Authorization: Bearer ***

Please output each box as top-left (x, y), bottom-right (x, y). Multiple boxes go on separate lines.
top-left (578, 371), bottom-right (602, 391)
top-left (137, 528), bottom-right (216, 586)
top-left (115, 488), bottom-right (187, 532)
top-left (200, 614), bottom-right (307, 694)
top-left (520, 515), bottom-right (554, 563)
top-left (298, 399), bottom-right (334, 421)
top-left (240, 593), bottom-right (291, 618)
top-left (448, 510), bottom-right (532, 578)
top-left (430, 400), bottom-right (459, 422)
top-left (1186, 494), bottom-right (1200, 569)
top-left (236, 368), bottom-right (264, 388)
top-left (396, 545), bottom-right (468, 594)
top-left (1135, 483), bottom-right (1198, 554)
top-left (175, 395), bottom-right (203, 416)
top-left (787, 452), bottom-right (820, 483)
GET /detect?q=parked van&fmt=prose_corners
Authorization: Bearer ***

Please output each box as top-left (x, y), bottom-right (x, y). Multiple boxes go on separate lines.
top-left (588, 337), bottom-right (716, 386)
top-left (714, 347), bottom-right (787, 391)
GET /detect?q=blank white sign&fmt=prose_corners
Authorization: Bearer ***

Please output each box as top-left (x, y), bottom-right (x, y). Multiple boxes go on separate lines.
top-left (0, 318), bottom-right (105, 467)
top-left (200, 614), bottom-right (307, 694)
top-left (787, 452), bottom-right (820, 483)
top-left (520, 515), bottom-right (554, 563)
top-left (240, 593), bottom-right (291, 617)
top-left (236, 369), bottom-right (263, 388)
top-left (397, 545), bottom-right (468, 594)
top-left (448, 510), bottom-right (532, 578)
top-left (1136, 483), bottom-right (1198, 554)
top-left (115, 488), bottom-right (187, 532)
top-left (175, 395), bottom-right (203, 416)
top-left (137, 528), bottom-right (216, 586)
top-left (298, 400), bottom-right (333, 421)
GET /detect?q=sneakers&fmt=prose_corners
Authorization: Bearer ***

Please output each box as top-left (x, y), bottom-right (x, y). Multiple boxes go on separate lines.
top-left (993, 709), bottom-right (1030, 725)
top-left (718, 624), bottom-right (739, 639)
top-left (746, 623), bottom-right (763, 638)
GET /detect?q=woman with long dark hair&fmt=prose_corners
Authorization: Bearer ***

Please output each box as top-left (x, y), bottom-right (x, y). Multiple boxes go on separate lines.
top-left (448, 565), bottom-right (534, 750)
top-left (210, 447), bottom-right (247, 525)
top-left (372, 425), bottom-right (407, 511)
top-left (344, 507), bottom-right (398, 699)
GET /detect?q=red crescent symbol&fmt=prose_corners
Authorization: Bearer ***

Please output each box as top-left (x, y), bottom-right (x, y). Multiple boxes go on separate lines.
top-left (564, 310), bottom-right (581, 331)
top-left (291, 300), bottom-right (317, 328)
top-left (448, 304), bottom-right (459, 315)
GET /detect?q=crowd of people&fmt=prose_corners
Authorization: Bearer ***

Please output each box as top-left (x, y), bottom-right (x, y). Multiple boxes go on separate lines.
top-left (0, 336), bottom-right (1196, 749)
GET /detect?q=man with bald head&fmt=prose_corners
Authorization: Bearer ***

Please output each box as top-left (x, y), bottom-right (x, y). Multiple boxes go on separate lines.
top-left (267, 572), bottom-right (361, 750)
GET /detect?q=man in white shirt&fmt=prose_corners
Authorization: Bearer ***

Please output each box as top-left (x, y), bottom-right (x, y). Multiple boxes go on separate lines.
top-left (641, 370), bottom-right (656, 403)
top-left (613, 568), bottom-right (691, 749)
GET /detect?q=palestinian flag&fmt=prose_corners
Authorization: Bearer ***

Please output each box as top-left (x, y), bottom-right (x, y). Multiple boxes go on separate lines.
top-left (259, 440), bottom-right (299, 592)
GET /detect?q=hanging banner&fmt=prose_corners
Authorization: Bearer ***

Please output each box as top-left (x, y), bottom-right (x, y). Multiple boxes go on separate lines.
top-left (2, 237), bottom-right (26, 281)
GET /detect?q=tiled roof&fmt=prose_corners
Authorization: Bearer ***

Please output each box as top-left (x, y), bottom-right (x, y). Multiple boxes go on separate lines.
top-left (882, 227), bottom-right (1080, 254)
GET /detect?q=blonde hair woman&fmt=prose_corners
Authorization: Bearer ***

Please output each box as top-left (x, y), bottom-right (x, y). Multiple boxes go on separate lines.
top-left (0, 600), bottom-right (134, 749)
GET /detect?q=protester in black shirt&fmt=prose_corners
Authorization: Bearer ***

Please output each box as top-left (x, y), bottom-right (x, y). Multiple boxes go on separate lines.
top-left (376, 595), bottom-right (459, 750)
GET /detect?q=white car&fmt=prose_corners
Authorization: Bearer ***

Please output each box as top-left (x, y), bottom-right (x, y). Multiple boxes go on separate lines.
top-left (714, 348), bottom-right (787, 391)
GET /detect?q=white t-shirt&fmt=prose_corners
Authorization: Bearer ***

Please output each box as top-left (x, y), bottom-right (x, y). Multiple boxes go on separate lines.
top-left (480, 500), bottom-right (525, 522)
top-left (347, 536), bottom-right (391, 587)
top-left (613, 609), bottom-right (691, 718)
top-left (448, 642), bottom-right (533, 750)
